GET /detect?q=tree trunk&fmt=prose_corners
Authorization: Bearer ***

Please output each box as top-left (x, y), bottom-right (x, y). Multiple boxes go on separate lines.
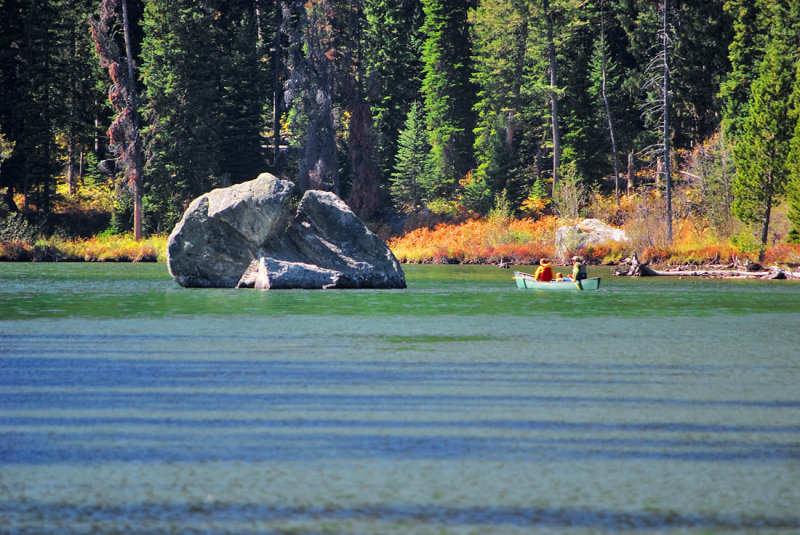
top-left (662, 0), bottom-right (672, 244)
top-left (507, 15), bottom-right (528, 149)
top-left (627, 151), bottom-right (634, 192)
top-left (544, 0), bottom-right (560, 195)
top-left (614, 254), bottom-right (795, 279)
top-left (2, 184), bottom-right (18, 213)
top-left (760, 185), bottom-right (772, 261)
top-left (272, 0), bottom-right (282, 174)
top-left (599, 3), bottom-right (619, 204)
top-left (121, 0), bottom-right (142, 241)
top-left (67, 142), bottom-right (76, 196)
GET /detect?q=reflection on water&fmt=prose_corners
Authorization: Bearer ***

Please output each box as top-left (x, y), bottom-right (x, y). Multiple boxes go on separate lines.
top-left (1, 264), bottom-right (800, 533)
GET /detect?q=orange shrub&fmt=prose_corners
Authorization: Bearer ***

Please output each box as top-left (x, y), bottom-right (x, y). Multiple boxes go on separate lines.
top-left (762, 242), bottom-right (800, 266)
top-left (387, 217), bottom-right (557, 264)
top-left (0, 241), bottom-right (34, 261)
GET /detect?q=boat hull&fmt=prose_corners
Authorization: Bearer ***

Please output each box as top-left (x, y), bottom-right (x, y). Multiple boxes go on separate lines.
top-left (514, 271), bottom-right (601, 291)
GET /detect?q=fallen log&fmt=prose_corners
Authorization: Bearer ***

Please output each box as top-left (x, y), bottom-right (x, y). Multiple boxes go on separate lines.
top-left (645, 268), bottom-right (784, 279)
top-left (614, 253), bottom-right (799, 279)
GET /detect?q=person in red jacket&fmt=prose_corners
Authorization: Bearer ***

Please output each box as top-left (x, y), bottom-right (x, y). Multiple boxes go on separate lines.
top-left (533, 258), bottom-right (553, 281)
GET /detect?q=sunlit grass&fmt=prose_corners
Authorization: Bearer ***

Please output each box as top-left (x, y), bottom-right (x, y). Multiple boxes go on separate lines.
top-left (0, 234), bottom-right (168, 262)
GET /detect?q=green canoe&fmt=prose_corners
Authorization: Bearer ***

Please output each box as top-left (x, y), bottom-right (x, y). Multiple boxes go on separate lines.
top-left (513, 271), bottom-right (601, 291)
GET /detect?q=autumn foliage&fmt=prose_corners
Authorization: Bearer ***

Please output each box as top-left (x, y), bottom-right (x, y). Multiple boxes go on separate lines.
top-left (388, 216), bottom-right (560, 264)
top-left (0, 234), bottom-right (166, 262)
top-left (387, 210), bottom-right (800, 267)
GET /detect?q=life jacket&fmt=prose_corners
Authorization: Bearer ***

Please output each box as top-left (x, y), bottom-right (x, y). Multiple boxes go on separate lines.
top-left (534, 263), bottom-right (553, 281)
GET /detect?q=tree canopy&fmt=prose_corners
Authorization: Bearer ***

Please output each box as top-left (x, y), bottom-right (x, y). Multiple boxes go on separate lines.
top-left (0, 0), bottom-right (799, 243)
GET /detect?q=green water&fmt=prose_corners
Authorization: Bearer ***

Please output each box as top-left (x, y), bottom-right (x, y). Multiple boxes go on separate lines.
top-left (1, 263), bottom-right (799, 534)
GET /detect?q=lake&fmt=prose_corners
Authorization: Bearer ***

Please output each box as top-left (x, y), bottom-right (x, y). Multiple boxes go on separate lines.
top-left (1, 263), bottom-right (799, 534)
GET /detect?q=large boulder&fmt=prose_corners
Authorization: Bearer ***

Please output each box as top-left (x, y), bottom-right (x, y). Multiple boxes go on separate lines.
top-left (555, 218), bottom-right (629, 258)
top-left (167, 173), bottom-right (405, 289)
top-left (286, 190), bottom-right (405, 288)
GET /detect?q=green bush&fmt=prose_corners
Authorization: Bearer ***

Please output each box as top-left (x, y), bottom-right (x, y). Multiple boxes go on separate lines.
top-left (0, 212), bottom-right (37, 243)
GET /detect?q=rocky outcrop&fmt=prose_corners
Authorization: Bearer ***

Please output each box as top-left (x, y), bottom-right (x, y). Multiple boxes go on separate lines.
top-left (167, 173), bottom-right (405, 289)
top-left (555, 218), bottom-right (629, 258)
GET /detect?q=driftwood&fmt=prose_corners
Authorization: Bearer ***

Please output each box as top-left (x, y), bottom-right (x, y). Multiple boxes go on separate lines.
top-left (615, 253), bottom-right (799, 279)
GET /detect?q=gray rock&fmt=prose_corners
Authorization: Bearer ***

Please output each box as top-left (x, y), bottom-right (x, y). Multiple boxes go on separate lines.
top-left (555, 218), bottom-right (629, 258)
top-left (167, 173), bottom-right (295, 288)
top-left (205, 172), bottom-right (295, 245)
top-left (287, 190), bottom-right (406, 288)
top-left (167, 173), bottom-right (405, 289)
top-left (166, 195), bottom-right (261, 288)
top-left (237, 256), bottom-right (354, 290)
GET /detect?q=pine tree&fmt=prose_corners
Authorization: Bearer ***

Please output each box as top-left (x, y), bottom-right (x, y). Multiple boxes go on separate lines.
top-left (668, 0), bottom-right (732, 147)
top-left (661, 0), bottom-right (672, 243)
top-left (420, 0), bottom-right (475, 199)
top-left (0, 125), bottom-right (15, 204)
top-left (720, 0), bottom-right (772, 139)
top-left (471, 0), bottom-right (531, 204)
top-left (363, 0), bottom-right (425, 188)
top-left (390, 102), bottom-right (430, 211)
top-left (1, 1), bottom-right (63, 215)
top-left (589, 0), bottom-right (622, 202)
top-left (141, 0), bottom-right (265, 232)
top-left (783, 13), bottom-right (800, 238)
top-left (788, 97), bottom-right (800, 237)
top-left (55, 0), bottom-right (109, 196)
top-left (732, 36), bottom-right (796, 258)
top-left (1, 0), bottom-right (109, 219)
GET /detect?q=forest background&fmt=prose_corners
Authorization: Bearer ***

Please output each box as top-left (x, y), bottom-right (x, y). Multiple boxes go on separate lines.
top-left (2, 0), bottom-right (800, 266)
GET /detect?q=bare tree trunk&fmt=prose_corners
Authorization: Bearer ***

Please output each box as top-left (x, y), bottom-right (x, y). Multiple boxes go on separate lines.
top-left (67, 143), bottom-right (76, 196)
top-left (544, 0), bottom-right (560, 195)
top-left (599, 2), bottom-right (620, 204)
top-left (507, 14), bottom-right (528, 149)
top-left (720, 129), bottom-right (732, 214)
top-left (627, 151), bottom-right (634, 193)
top-left (760, 179), bottom-right (773, 261)
top-left (120, 0), bottom-right (142, 241)
top-left (272, 0), bottom-right (282, 173)
top-left (662, 0), bottom-right (672, 244)
top-left (68, 27), bottom-right (77, 197)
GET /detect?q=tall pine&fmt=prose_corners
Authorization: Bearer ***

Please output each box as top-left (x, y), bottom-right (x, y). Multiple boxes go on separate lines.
top-left (470, 0), bottom-right (531, 205)
top-left (390, 101), bottom-right (430, 211)
top-left (731, 35), bottom-right (795, 258)
top-left (363, 0), bottom-right (425, 190)
top-left (420, 0), bottom-right (475, 199)
top-left (141, 0), bottom-right (265, 232)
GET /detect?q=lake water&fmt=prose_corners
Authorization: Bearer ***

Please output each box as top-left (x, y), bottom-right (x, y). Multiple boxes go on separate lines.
top-left (1, 263), bottom-right (799, 534)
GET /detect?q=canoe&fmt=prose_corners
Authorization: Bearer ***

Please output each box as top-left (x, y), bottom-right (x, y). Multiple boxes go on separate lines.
top-left (513, 271), bottom-right (601, 291)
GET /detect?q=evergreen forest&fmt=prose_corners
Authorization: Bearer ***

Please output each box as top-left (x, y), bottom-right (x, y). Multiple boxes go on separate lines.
top-left (2, 0), bottom-right (800, 262)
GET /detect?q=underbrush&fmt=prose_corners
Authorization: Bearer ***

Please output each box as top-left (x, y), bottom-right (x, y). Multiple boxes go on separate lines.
top-left (388, 214), bottom-right (800, 267)
top-left (0, 234), bottom-right (167, 262)
top-left (387, 216), bottom-right (559, 264)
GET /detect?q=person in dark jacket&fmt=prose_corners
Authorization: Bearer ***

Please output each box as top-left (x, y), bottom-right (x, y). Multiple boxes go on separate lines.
top-left (571, 256), bottom-right (587, 281)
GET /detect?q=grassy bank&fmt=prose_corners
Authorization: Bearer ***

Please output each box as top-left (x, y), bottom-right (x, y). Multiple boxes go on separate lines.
top-left (0, 234), bottom-right (167, 262)
top-left (2, 214), bottom-right (800, 267)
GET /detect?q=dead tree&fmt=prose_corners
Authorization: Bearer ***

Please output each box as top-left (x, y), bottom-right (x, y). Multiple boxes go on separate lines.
top-left (90, 0), bottom-right (144, 240)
